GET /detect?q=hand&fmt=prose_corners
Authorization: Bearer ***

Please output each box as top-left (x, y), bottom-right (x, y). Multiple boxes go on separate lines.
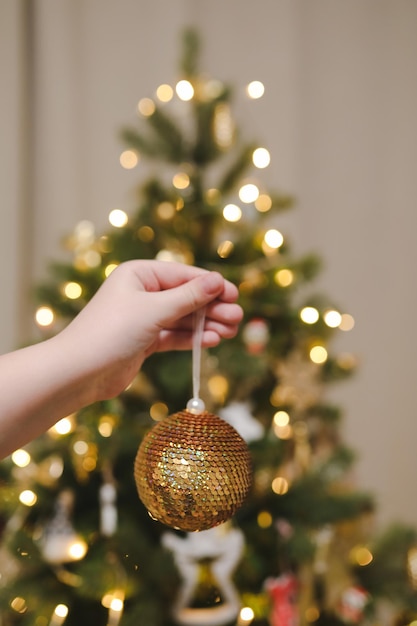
top-left (60, 260), bottom-right (243, 401)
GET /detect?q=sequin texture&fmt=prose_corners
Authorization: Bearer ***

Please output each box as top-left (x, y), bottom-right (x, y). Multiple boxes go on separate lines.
top-left (134, 410), bottom-right (252, 532)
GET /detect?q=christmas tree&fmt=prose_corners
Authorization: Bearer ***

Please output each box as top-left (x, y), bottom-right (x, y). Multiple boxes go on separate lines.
top-left (1, 28), bottom-right (417, 626)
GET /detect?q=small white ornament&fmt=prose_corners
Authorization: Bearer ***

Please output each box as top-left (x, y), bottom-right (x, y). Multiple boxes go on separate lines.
top-left (162, 524), bottom-right (244, 626)
top-left (100, 482), bottom-right (118, 537)
top-left (219, 402), bottom-right (264, 443)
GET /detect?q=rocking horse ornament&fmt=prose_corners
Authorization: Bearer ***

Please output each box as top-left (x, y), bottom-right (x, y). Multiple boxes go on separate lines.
top-left (162, 523), bottom-right (245, 626)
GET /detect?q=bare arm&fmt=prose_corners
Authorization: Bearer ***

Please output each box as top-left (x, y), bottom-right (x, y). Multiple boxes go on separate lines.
top-left (0, 261), bottom-right (243, 458)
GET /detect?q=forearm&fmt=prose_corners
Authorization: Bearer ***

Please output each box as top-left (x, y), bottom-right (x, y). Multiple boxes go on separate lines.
top-left (0, 336), bottom-right (97, 459)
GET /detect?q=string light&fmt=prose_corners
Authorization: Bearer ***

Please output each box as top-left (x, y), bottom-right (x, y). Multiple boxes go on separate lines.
top-left (255, 193), bottom-right (272, 212)
top-left (309, 345), bottom-right (328, 364)
top-left (19, 489), bottom-right (37, 506)
top-left (175, 80), bottom-right (194, 101)
top-left (323, 309), bottom-right (342, 328)
top-left (11, 449), bottom-right (31, 467)
top-left (339, 313), bottom-right (355, 331)
top-left (300, 306), bottom-right (319, 324)
top-left (264, 229), bottom-right (284, 249)
top-left (273, 410), bottom-right (290, 427)
top-left (62, 282), bottom-right (82, 300)
top-left (150, 402), bottom-right (169, 421)
top-left (104, 263), bottom-right (119, 277)
top-left (10, 597), bottom-right (27, 614)
top-left (252, 147), bottom-right (270, 169)
top-left (119, 150), bottom-right (139, 170)
top-left (35, 306), bottom-right (54, 327)
top-left (49, 604), bottom-right (69, 626)
top-left (217, 240), bottom-right (234, 259)
top-left (49, 417), bottom-right (74, 436)
top-left (271, 476), bottom-right (289, 495)
top-left (108, 209), bottom-right (128, 228)
top-left (137, 98), bottom-right (155, 117)
top-left (257, 510), bottom-right (273, 528)
top-left (172, 172), bottom-right (190, 190)
top-left (239, 183), bottom-right (259, 203)
top-left (246, 80), bottom-right (265, 99)
top-left (156, 83), bottom-right (174, 102)
top-left (274, 268), bottom-right (294, 287)
top-left (223, 204), bottom-right (242, 222)
top-left (237, 606), bottom-right (255, 624)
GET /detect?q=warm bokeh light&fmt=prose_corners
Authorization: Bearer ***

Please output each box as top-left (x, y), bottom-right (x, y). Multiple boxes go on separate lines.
top-left (257, 510), bottom-right (273, 528)
top-left (300, 306), bottom-right (319, 324)
top-left (217, 240), bottom-right (234, 259)
top-left (54, 605), bottom-right (69, 618)
top-left (339, 313), bottom-right (355, 331)
top-left (137, 225), bottom-right (155, 242)
top-left (309, 345), bottom-right (328, 364)
top-left (273, 410), bottom-right (290, 427)
top-left (19, 490), bottom-right (37, 506)
top-left (35, 306), bottom-right (54, 327)
top-left (271, 476), bottom-right (289, 495)
top-left (63, 281), bottom-right (82, 300)
top-left (264, 229), bottom-right (284, 249)
top-left (10, 597), bottom-right (27, 614)
top-left (223, 203), bottom-right (242, 222)
top-left (207, 374), bottom-right (229, 403)
top-left (156, 83), bottom-right (174, 102)
top-left (119, 149), bottom-right (139, 169)
top-left (68, 540), bottom-right (88, 561)
top-left (274, 268), bottom-right (294, 287)
top-left (150, 402), bottom-right (169, 421)
top-left (104, 263), bottom-right (119, 277)
top-left (239, 183), bottom-right (259, 203)
top-left (11, 449), bottom-right (31, 468)
top-left (51, 417), bottom-right (74, 436)
top-left (172, 172), bottom-right (190, 189)
top-left (137, 97), bottom-right (155, 116)
top-left (323, 309), bottom-right (342, 328)
top-left (350, 545), bottom-right (373, 567)
top-left (252, 147), bottom-right (270, 168)
top-left (98, 414), bottom-right (117, 437)
top-left (239, 606), bottom-right (255, 623)
top-left (246, 80), bottom-right (265, 99)
top-left (175, 79), bottom-right (194, 101)
top-left (255, 193), bottom-right (272, 212)
top-left (109, 209), bottom-right (128, 228)
top-left (73, 440), bottom-right (88, 456)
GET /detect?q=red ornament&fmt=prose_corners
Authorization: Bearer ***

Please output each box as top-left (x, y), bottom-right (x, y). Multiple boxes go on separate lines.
top-left (264, 572), bottom-right (299, 626)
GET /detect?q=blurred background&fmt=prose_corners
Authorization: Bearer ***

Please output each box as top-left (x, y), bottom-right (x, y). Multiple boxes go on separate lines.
top-left (1, 0), bottom-right (417, 530)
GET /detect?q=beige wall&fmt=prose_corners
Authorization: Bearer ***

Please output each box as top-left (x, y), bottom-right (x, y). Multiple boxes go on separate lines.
top-left (2, 0), bottom-right (417, 527)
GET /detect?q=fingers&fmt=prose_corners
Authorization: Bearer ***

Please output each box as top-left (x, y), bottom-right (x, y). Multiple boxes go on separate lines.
top-left (153, 327), bottom-right (236, 354)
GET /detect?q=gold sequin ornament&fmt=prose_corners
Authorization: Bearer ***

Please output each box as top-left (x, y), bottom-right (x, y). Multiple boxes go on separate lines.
top-left (134, 409), bottom-right (252, 532)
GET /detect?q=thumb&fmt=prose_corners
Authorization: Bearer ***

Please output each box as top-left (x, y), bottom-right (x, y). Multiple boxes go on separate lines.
top-left (155, 272), bottom-right (225, 323)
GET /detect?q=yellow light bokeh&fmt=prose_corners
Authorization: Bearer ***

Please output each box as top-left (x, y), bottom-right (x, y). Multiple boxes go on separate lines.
top-left (156, 83), bottom-right (174, 102)
top-left (239, 183), bottom-right (259, 203)
top-left (274, 268), bottom-right (294, 287)
top-left (11, 449), bottom-right (31, 468)
top-left (172, 172), bottom-right (190, 190)
top-left (176, 79), bottom-right (194, 101)
top-left (239, 606), bottom-right (255, 622)
top-left (35, 306), bottom-right (54, 327)
top-left (19, 489), bottom-right (37, 506)
top-left (264, 229), bottom-right (284, 249)
top-left (63, 281), bottom-right (83, 300)
top-left (137, 225), bottom-right (155, 242)
top-left (246, 80), bottom-right (265, 99)
top-left (108, 209), bottom-right (128, 228)
top-left (104, 263), bottom-right (119, 277)
top-left (137, 97), bottom-right (155, 116)
top-left (273, 410), bottom-right (290, 427)
top-left (119, 149), bottom-right (139, 170)
top-left (255, 193), bottom-right (272, 213)
top-left (257, 510), bottom-right (273, 528)
top-left (323, 309), bottom-right (342, 328)
top-left (271, 476), bottom-right (289, 495)
top-left (350, 545), bottom-right (373, 566)
top-left (300, 306), bottom-right (319, 324)
top-left (10, 597), bottom-right (27, 614)
top-left (339, 313), bottom-right (355, 331)
top-left (50, 417), bottom-right (74, 436)
top-left (252, 147), bottom-right (271, 169)
top-left (223, 203), bottom-right (242, 222)
top-left (217, 240), bottom-right (234, 259)
top-left (68, 540), bottom-right (87, 561)
top-left (309, 345), bottom-right (328, 364)
top-left (150, 402), bottom-right (169, 421)
top-left (54, 605), bottom-right (69, 618)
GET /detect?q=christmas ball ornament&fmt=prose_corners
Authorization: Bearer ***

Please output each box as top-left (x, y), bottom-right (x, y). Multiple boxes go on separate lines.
top-left (134, 408), bottom-right (252, 532)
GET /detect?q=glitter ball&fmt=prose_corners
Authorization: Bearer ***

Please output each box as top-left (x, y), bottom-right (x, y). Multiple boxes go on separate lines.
top-left (134, 410), bottom-right (252, 532)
